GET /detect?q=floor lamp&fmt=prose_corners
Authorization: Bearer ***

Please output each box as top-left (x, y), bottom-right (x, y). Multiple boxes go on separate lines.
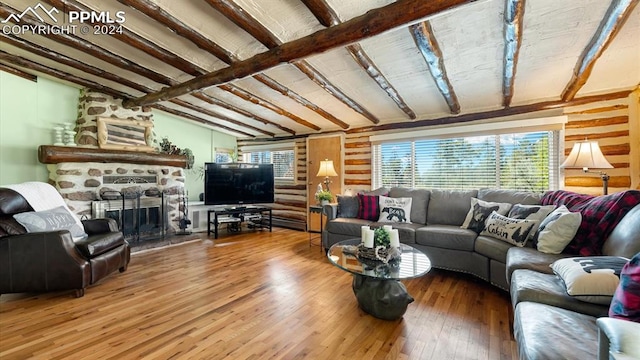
top-left (316, 159), bottom-right (338, 192)
top-left (561, 140), bottom-right (613, 195)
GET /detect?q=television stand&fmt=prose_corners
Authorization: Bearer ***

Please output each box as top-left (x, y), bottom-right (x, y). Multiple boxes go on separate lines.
top-left (207, 206), bottom-right (272, 239)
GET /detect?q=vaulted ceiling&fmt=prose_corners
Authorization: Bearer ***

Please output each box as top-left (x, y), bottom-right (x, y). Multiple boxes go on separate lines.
top-left (1, 0), bottom-right (638, 139)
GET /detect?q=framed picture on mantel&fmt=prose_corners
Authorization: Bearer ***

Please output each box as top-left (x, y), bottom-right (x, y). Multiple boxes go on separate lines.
top-left (96, 117), bottom-right (155, 152)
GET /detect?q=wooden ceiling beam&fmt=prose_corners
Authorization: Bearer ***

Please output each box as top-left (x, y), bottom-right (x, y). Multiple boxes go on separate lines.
top-left (123, 0), bottom-right (474, 107)
top-left (502, 0), bottom-right (525, 108)
top-left (410, 21), bottom-right (461, 114)
top-left (169, 98), bottom-right (274, 137)
top-left (302, 0), bottom-right (415, 120)
top-left (293, 61), bottom-right (380, 124)
top-left (153, 104), bottom-right (256, 138)
top-left (253, 74), bottom-right (349, 129)
top-left (204, 0), bottom-right (349, 129)
top-left (219, 84), bottom-right (321, 131)
top-left (43, 0), bottom-right (203, 78)
top-left (561, 0), bottom-right (639, 101)
top-left (0, 33), bottom-right (154, 94)
top-left (0, 63), bottom-right (37, 82)
top-left (301, 0), bottom-right (340, 26)
top-left (191, 92), bottom-right (296, 135)
top-left (0, 3), bottom-right (172, 86)
top-left (116, 0), bottom-right (236, 64)
top-left (348, 90), bottom-right (632, 134)
top-left (346, 43), bottom-right (416, 119)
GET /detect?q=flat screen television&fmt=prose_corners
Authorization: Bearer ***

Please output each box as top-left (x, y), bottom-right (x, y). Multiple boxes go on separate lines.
top-left (204, 163), bottom-right (275, 205)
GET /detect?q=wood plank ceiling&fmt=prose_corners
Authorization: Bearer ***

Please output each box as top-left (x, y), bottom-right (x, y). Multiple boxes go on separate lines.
top-left (1, 0), bottom-right (638, 139)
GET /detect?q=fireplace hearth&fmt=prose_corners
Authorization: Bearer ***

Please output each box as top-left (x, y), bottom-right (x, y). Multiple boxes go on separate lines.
top-left (92, 194), bottom-right (170, 242)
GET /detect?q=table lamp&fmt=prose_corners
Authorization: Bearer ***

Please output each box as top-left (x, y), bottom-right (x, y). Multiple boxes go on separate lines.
top-left (316, 159), bottom-right (338, 192)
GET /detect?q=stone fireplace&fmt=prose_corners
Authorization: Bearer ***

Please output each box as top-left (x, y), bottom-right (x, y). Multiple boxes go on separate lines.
top-left (39, 89), bottom-right (188, 240)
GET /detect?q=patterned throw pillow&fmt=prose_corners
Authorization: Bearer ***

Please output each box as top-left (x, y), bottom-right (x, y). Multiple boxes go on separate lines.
top-left (508, 204), bottom-right (556, 240)
top-left (337, 195), bottom-right (359, 218)
top-left (377, 196), bottom-right (412, 223)
top-left (13, 206), bottom-right (87, 241)
top-left (480, 211), bottom-right (538, 247)
top-left (552, 256), bottom-right (629, 304)
top-left (357, 193), bottom-right (381, 221)
top-left (609, 253), bottom-right (640, 322)
top-left (461, 198), bottom-right (512, 233)
top-left (533, 205), bottom-right (582, 254)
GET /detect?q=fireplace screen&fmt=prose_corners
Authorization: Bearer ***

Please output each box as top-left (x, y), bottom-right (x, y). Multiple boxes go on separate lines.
top-left (92, 195), bottom-right (167, 242)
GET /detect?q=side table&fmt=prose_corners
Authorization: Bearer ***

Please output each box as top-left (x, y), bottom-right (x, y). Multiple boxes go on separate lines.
top-left (308, 205), bottom-right (325, 251)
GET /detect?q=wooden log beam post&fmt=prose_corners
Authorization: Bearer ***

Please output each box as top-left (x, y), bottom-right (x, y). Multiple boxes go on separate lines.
top-left (122, 0), bottom-right (475, 107)
top-left (0, 63), bottom-right (36, 82)
top-left (502, 0), bottom-right (525, 108)
top-left (153, 104), bottom-right (256, 138)
top-left (301, 0), bottom-right (340, 27)
top-left (561, 0), bottom-right (639, 101)
top-left (410, 21), bottom-right (461, 114)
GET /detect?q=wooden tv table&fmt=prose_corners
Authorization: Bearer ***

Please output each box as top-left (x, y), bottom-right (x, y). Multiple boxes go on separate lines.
top-left (207, 206), bottom-right (272, 239)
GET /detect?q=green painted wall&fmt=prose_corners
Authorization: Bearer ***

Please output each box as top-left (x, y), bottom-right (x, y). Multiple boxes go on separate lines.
top-left (0, 73), bottom-right (79, 185)
top-left (0, 72), bottom-right (236, 200)
top-left (152, 111), bottom-right (236, 200)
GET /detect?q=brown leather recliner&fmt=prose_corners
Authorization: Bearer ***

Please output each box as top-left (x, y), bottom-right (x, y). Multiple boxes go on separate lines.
top-left (0, 187), bottom-right (130, 297)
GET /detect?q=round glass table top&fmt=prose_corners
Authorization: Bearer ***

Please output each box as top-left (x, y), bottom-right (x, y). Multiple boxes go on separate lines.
top-left (327, 239), bottom-right (432, 280)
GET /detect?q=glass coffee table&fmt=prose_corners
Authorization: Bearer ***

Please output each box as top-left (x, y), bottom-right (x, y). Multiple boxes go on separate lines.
top-left (327, 238), bottom-right (432, 320)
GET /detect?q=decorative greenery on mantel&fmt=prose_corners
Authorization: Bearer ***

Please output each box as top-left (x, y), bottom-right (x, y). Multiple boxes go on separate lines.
top-left (158, 137), bottom-right (194, 169)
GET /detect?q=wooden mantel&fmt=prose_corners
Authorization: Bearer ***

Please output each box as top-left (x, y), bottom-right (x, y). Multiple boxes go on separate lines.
top-left (38, 145), bottom-right (188, 168)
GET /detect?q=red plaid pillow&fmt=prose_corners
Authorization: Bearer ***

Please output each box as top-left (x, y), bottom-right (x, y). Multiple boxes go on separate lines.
top-left (357, 194), bottom-right (380, 221)
top-left (609, 253), bottom-right (640, 322)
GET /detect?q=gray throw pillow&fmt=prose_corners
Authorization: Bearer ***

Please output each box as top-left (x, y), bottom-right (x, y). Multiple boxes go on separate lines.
top-left (13, 206), bottom-right (87, 241)
top-left (337, 195), bottom-right (359, 218)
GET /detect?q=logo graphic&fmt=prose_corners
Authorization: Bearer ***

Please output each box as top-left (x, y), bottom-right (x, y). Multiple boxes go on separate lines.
top-left (1, 3), bottom-right (59, 24)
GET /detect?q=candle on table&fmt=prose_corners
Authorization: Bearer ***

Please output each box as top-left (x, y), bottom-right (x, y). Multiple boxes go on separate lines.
top-left (383, 225), bottom-right (393, 232)
top-left (361, 225), bottom-right (369, 244)
top-left (364, 229), bottom-right (375, 248)
top-left (389, 229), bottom-right (400, 248)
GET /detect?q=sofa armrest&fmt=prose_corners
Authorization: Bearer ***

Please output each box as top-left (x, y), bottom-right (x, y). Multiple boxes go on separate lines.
top-left (82, 218), bottom-right (119, 235)
top-left (597, 317), bottom-right (640, 360)
top-left (323, 204), bottom-right (338, 221)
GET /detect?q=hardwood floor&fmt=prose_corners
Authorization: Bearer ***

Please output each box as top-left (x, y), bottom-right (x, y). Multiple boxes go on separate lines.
top-left (0, 228), bottom-right (518, 359)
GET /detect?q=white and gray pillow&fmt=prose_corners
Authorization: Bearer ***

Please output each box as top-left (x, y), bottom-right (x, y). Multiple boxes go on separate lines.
top-left (552, 256), bottom-right (629, 304)
top-left (533, 205), bottom-right (581, 254)
top-left (377, 196), bottom-right (412, 223)
top-left (13, 206), bottom-right (87, 241)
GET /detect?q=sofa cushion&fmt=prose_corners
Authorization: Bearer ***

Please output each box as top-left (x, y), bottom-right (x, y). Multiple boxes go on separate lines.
top-left (506, 247), bottom-right (572, 285)
top-left (475, 235), bottom-right (513, 263)
top-left (533, 205), bottom-right (581, 254)
top-left (514, 301), bottom-right (598, 360)
top-left (541, 190), bottom-right (640, 256)
top-left (326, 217), bottom-right (371, 238)
top-left (552, 256), bottom-right (628, 305)
top-left (461, 198), bottom-right (512, 233)
top-left (357, 194), bottom-right (380, 221)
top-left (369, 222), bottom-right (422, 244)
top-left (602, 204), bottom-right (640, 258)
top-left (415, 225), bottom-right (477, 251)
top-left (609, 252), bottom-right (640, 322)
top-left (479, 211), bottom-right (537, 247)
top-left (389, 187), bottom-right (430, 224)
top-left (511, 270), bottom-right (610, 317)
top-left (427, 189), bottom-right (478, 226)
top-left (478, 188), bottom-right (543, 205)
top-left (337, 195), bottom-right (359, 218)
top-left (377, 196), bottom-right (412, 223)
top-left (13, 206), bottom-right (88, 241)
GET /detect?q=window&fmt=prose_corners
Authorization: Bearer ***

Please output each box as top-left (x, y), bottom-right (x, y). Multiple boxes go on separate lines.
top-left (372, 130), bottom-right (560, 192)
top-left (214, 147), bottom-right (236, 163)
top-left (242, 145), bottom-right (296, 181)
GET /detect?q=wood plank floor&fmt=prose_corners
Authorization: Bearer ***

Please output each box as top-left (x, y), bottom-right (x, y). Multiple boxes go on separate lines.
top-left (0, 228), bottom-right (518, 359)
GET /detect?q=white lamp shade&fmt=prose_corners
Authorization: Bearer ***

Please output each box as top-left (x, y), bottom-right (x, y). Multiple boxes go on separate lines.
top-left (561, 141), bottom-right (613, 169)
top-left (316, 159), bottom-right (338, 177)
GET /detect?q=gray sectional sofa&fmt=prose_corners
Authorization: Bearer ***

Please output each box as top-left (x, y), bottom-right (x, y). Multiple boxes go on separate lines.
top-left (322, 187), bottom-right (544, 290)
top-left (322, 186), bottom-right (640, 360)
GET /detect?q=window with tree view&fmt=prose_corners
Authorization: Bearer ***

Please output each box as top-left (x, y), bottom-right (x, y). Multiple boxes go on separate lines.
top-left (372, 131), bottom-right (559, 192)
top-left (243, 149), bottom-right (295, 181)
